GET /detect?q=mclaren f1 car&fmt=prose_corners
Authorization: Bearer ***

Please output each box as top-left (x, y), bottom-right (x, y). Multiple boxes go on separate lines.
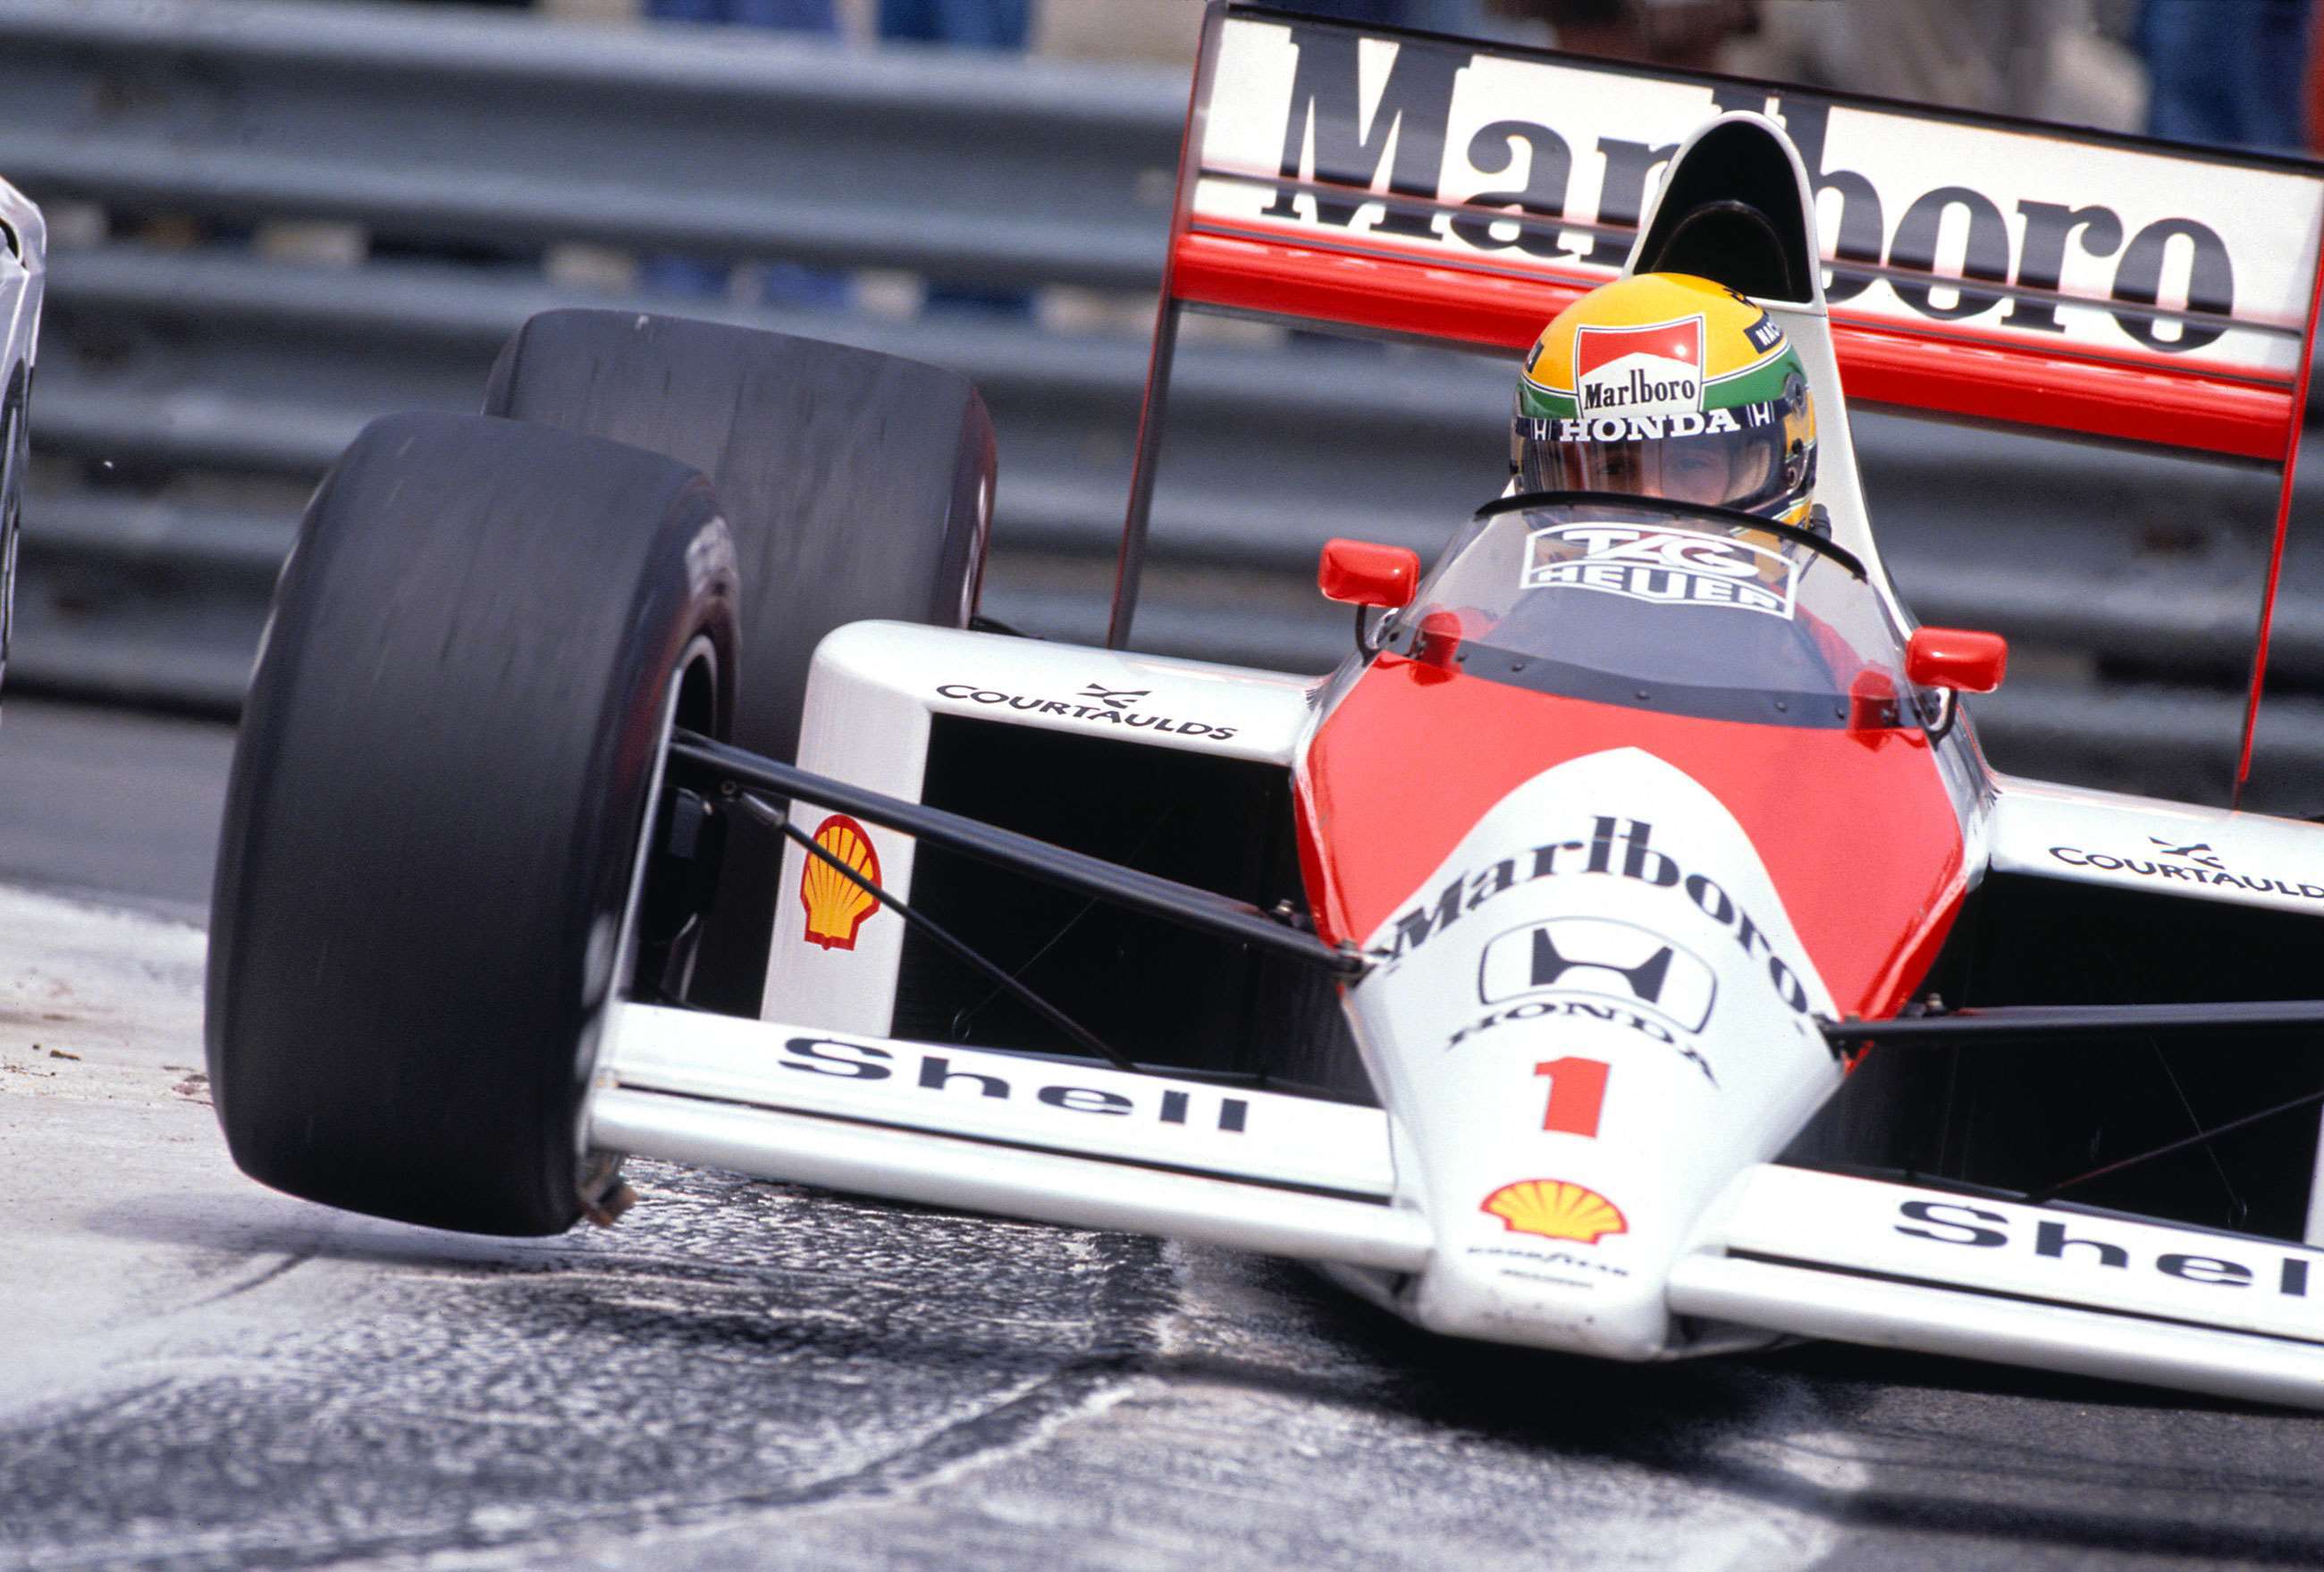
top-left (0, 177), bottom-right (40, 707)
top-left (208, 5), bottom-right (2324, 1408)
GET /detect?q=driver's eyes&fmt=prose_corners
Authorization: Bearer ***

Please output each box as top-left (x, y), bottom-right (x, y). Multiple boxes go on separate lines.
top-left (1663, 460), bottom-right (1729, 502)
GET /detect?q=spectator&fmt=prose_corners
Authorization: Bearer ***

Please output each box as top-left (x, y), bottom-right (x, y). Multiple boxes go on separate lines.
top-left (643, 0), bottom-right (851, 309)
top-left (2309, 0), bottom-right (2324, 150)
top-left (878, 0), bottom-right (1031, 48)
top-left (2141, 0), bottom-right (2311, 151)
top-left (877, 1), bottom-right (1038, 313)
top-left (1736, 2), bottom-right (2143, 131)
top-left (1491, 0), bottom-right (1759, 69)
top-left (653, 0), bottom-right (831, 16)
top-left (1290, 0), bottom-right (1536, 36)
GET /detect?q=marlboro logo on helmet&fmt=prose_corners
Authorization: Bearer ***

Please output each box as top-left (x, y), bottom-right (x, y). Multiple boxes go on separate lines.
top-left (1575, 317), bottom-right (1705, 417)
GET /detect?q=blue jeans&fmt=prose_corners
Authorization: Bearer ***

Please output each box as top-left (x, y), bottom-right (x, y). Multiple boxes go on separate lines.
top-left (2140, 0), bottom-right (2311, 152)
top-left (647, 0), bottom-right (837, 25)
top-left (643, 0), bottom-right (849, 307)
top-left (877, 0), bottom-right (1035, 312)
top-left (875, 0), bottom-right (1030, 48)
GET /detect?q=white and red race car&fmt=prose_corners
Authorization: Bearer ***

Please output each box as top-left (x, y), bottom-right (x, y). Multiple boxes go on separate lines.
top-left (207, 5), bottom-right (2324, 1408)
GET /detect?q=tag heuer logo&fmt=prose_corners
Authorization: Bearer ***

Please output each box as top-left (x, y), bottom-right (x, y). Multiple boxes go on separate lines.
top-left (1574, 316), bottom-right (1704, 418)
top-left (1522, 523), bottom-right (1796, 619)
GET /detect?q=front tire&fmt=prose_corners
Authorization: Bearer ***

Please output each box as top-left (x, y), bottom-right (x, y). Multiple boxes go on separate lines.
top-left (206, 411), bottom-right (738, 1236)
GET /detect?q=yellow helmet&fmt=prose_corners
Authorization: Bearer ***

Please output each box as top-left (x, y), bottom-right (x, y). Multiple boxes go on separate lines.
top-left (1511, 273), bottom-right (1817, 524)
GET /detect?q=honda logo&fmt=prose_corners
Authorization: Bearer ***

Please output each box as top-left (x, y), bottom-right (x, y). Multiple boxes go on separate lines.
top-left (1478, 917), bottom-right (1716, 1033)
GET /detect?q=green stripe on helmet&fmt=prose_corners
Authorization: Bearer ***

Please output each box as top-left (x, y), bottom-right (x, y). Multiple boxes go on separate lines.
top-left (1519, 382), bottom-right (1579, 420)
top-left (1703, 346), bottom-right (1803, 410)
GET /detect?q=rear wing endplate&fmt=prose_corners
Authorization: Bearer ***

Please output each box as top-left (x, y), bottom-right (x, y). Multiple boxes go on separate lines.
top-left (1111, 3), bottom-right (2324, 797)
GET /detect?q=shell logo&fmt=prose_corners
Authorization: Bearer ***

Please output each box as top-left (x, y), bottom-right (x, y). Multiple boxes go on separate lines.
top-left (799, 813), bottom-right (882, 950)
top-left (1479, 1179), bottom-right (1628, 1245)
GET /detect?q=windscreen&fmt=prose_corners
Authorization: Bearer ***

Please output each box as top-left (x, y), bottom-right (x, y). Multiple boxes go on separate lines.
top-left (1385, 497), bottom-right (1919, 730)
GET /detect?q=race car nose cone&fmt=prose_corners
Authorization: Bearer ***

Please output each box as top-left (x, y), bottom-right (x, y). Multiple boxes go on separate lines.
top-left (1410, 1239), bottom-right (1674, 1361)
top-left (1343, 749), bottom-right (1848, 1363)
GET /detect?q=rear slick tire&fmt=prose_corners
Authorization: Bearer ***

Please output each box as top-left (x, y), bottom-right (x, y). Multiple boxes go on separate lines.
top-left (482, 307), bottom-right (995, 766)
top-left (482, 309), bottom-right (996, 1012)
top-left (206, 411), bottom-right (739, 1236)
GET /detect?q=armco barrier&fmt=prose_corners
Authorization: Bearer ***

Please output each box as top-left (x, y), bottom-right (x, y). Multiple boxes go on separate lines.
top-left (4, 0), bottom-right (2320, 812)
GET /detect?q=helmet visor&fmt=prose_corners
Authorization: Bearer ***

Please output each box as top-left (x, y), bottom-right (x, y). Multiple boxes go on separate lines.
top-left (1515, 414), bottom-right (1789, 516)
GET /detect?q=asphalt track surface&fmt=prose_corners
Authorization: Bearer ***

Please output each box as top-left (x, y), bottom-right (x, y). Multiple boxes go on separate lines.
top-left (8, 702), bottom-right (2324, 1571)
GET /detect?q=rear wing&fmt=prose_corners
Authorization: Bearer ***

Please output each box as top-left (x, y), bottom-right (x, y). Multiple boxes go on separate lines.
top-left (1112, 4), bottom-right (2324, 792)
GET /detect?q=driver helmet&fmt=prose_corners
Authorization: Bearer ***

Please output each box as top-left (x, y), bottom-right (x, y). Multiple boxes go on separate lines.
top-left (1511, 272), bottom-right (1818, 525)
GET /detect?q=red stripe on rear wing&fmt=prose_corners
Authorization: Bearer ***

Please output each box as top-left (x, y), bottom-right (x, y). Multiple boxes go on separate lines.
top-left (1172, 228), bottom-right (2307, 459)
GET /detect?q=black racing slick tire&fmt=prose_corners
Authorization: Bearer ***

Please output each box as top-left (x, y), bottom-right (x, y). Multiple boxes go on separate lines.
top-left (205, 412), bottom-right (739, 1236)
top-left (482, 308), bottom-right (996, 766)
top-left (483, 308), bottom-right (995, 1013)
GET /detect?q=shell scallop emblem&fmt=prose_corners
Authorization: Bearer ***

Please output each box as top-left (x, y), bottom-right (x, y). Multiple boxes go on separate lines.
top-left (799, 813), bottom-right (883, 950)
top-left (1479, 1179), bottom-right (1628, 1245)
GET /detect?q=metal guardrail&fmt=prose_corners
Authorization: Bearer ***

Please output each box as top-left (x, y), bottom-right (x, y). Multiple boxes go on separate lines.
top-left (0, 0), bottom-right (1180, 288)
top-left (5, 0), bottom-right (2323, 813)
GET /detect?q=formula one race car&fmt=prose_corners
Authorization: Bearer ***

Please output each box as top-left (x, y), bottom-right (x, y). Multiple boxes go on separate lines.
top-left (209, 5), bottom-right (2324, 1408)
top-left (0, 178), bottom-right (41, 705)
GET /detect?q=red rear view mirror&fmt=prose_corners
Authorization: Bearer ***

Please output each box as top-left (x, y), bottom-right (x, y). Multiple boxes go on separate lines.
top-left (1906, 626), bottom-right (2008, 694)
top-left (1318, 538), bottom-right (1419, 609)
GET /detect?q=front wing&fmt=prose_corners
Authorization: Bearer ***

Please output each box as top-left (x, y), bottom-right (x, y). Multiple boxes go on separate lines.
top-left (1675, 1165), bottom-right (2324, 1408)
top-left (590, 1003), bottom-right (1429, 1271)
top-left (591, 1005), bottom-right (2324, 1408)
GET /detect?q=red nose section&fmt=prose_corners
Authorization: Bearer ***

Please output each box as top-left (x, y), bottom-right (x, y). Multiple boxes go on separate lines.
top-left (1296, 657), bottom-right (1969, 1022)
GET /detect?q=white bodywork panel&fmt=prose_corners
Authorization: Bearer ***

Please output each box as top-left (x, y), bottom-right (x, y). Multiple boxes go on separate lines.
top-left (590, 1001), bottom-right (1426, 1272)
top-left (1990, 770), bottom-right (2324, 919)
top-left (1342, 747), bottom-right (1844, 1359)
top-left (1678, 1165), bottom-right (2324, 1409)
top-left (602, 1001), bottom-right (1395, 1198)
top-left (762, 621), bottom-right (1318, 1032)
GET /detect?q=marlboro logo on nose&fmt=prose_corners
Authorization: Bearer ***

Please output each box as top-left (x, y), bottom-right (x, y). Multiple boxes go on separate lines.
top-left (1574, 316), bottom-right (1705, 418)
